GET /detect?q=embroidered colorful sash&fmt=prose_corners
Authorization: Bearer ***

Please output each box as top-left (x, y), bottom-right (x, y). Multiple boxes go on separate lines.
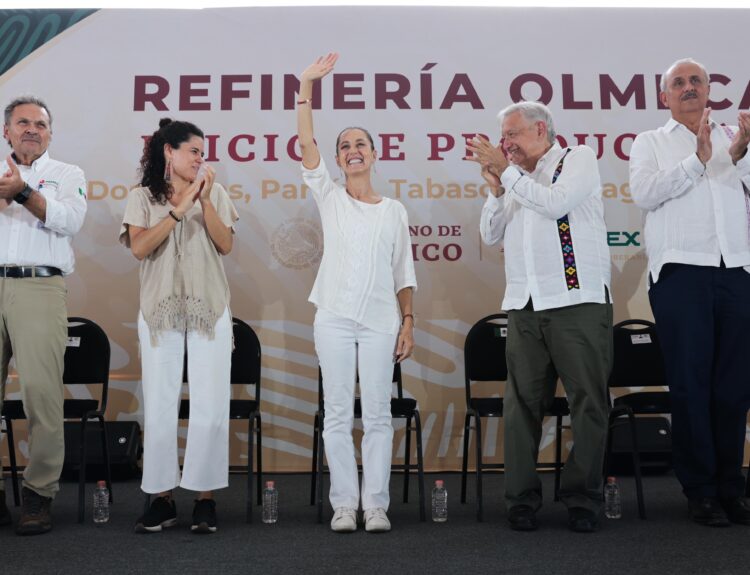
top-left (552, 149), bottom-right (580, 290)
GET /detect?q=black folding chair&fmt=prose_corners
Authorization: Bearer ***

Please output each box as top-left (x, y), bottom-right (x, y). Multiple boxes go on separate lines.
top-left (604, 319), bottom-right (669, 519)
top-left (175, 317), bottom-right (262, 522)
top-left (460, 313), bottom-right (569, 521)
top-left (2, 317), bottom-right (112, 523)
top-left (310, 362), bottom-right (426, 522)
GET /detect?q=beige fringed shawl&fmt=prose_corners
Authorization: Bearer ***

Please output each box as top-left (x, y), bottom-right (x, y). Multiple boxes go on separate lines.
top-left (120, 184), bottom-right (239, 345)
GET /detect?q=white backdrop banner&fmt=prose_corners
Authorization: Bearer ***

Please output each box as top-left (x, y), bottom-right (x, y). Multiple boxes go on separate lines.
top-left (1, 6), bottom-right (749, 470)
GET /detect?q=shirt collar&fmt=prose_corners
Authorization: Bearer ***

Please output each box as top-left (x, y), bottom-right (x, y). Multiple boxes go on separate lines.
top-left (13, 150), bottom-right (50, 172)
top-left (514, 142), bottom-right (562, 176)
top-left (664, 116), bottom-right (718, 133)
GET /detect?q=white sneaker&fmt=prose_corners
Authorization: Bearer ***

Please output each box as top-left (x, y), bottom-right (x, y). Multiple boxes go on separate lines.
top-left (364, 508), bottom-right (391, 533)
top-left (331, 507), bottom-right (357, 532)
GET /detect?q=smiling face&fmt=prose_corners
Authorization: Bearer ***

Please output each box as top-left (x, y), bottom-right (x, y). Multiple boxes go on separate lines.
top-left (3, 103), bottom-right (51, 165)
top-left (165, 134), bottom-right (204, 184)
top-left (500, 111), bottom-right (550, 173)
top-left (660, 61), bottom-right (710, 122)
top-left (335, 128), bottom-right (376, 176)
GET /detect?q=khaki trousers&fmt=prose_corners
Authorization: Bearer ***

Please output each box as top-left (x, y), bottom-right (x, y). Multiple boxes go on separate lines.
top-left (0, 276), bottom-right (67, 499)
top-left (503, 302), bottom-right (612, 513)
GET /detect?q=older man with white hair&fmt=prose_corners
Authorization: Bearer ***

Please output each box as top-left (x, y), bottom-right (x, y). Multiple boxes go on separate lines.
top-left (630, 58), bottom-right (750, 527)
top-left (468, 102), bottom-right (612, 533)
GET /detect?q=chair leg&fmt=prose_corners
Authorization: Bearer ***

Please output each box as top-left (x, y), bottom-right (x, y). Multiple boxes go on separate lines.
top-left (255, 414), bottom-right (263, 507)
top-left (460, 412), bottom-right (471, 504)
top-left (316, 420), bottom-right (325, 524)
top-left (99, 417), bottom-right (113, 504)
top-left (143, 492), bottom-right (151, 515)
top-left (414, 411), bottom-right (426, 522)
top-left (403, 416), bottom-right (412, 503)
top-left (746, 465), bottom-right (750, 498)
top-left (78, 419), bottom-right (88, 523)
top-left (625, 412), bottom-right (646, 520)
top-left (5, 420), bottom-right (20, 507)
top-left (310, 413), bottom-right (319, 506)
top-left (475, 417), bottom-right (484, 522)
top-left (251, 415), bottom-right (255, 523)
top-left (553, 414), bottom-right (563, 502)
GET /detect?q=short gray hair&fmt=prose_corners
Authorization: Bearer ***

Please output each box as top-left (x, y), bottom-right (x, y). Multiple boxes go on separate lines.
top-left (497, 101), bottom-right (556, 145)
top-left (4, 95), bottom-right (53, 127)
top-left (660, 58), bottom-right (709, 92)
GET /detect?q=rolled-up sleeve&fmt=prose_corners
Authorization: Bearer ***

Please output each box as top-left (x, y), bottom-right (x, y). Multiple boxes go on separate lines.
top-left (392, 203), bottom-right (417, 293)
top-left (44, 164), bottom-right (87, 236)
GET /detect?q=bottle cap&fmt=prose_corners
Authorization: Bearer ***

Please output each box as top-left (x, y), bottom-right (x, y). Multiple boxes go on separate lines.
top-left (97, 480), bottom-right (107, 488)
top-left (266, 480), bottom-right (275, 488)
top-left (435, 480), bottom-right (444, 487)
top-left (607, 476), bottom-right (616, 483)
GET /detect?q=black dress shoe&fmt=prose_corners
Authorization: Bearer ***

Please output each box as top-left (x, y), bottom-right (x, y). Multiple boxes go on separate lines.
top-left (688, 497), bottom-right (730, 527)
top-left (567, 507), bottom-right (598, 533)
top-left (507, 505), bottom-right (538, 531)
top-left (721, 497), bottom-right (750, 525)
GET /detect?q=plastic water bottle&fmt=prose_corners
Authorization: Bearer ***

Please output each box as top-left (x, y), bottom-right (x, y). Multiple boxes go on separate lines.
top-left (262, 480), bottom-right (278, 524)
top-left (604, 476), bottom-right (622, 519)
top-left (431, 479), bottom-right (448, 522)
top-left (93, 480), bottom-right (110, 524)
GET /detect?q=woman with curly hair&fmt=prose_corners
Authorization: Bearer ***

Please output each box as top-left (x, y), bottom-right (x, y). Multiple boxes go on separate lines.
top-left (120, 118), bottom-right (238, 534)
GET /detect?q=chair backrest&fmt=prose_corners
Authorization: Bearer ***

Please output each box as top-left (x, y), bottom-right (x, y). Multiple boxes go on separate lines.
top-left (230, 318), bottom-right (262, 402)
top-left (63, 317), bottom-right (111, 411)
top-left (609, 319), bottom-right (667, 389)
top-left (317, 362), bottom-right (403, 410)
top-left (182, 317), bottom-right (262, 401)
top-left (464, 313), bottom-right (508, 406)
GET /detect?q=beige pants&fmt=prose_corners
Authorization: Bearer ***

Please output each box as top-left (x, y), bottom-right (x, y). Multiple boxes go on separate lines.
top-left (0, 276), bottom-right (67, 499)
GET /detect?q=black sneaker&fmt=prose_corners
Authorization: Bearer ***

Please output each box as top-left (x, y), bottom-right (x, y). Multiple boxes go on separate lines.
top-left (0, 490), bottom-right (12, 527)
top-left (191, 499), bottom-right (217, 534)
top-left (16, 487), bottom-right (52, 536)
top-left (135, 496), bottom-right (177, 533)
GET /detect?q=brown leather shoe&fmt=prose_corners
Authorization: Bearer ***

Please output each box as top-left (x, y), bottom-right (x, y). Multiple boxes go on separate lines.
top-left (16, 487), bottom-right (52, 536)
top-left (0, 490), bottom-right (12, 526)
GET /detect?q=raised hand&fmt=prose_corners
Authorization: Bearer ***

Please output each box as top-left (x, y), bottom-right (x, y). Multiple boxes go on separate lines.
top-left (197, 164), bottom-right (216, 204)
top-left (300, 53), bottom-right (339, 84)
top-left (466, 135), bottom-right (509, 175)
top-left (729, 111), bottom-right (750, 165)
top-left (0, 155), bottom-right (26, 199)
top-left (696, 107), bottom-right (712, 166)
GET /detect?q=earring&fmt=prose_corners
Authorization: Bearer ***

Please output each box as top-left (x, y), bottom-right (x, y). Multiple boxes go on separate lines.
top-left (164, 159), bottom-right (172, 184)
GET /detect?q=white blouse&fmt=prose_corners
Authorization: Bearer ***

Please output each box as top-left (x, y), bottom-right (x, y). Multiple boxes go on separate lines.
top-left (302, 158), bottom-right (417, 335)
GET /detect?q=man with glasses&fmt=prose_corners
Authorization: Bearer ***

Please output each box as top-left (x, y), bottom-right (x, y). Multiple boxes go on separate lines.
top-left (468, 101), bottom-right (612, 532)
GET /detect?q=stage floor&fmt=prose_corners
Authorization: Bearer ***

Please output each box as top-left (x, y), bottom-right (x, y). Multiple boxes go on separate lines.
top-left (2, 471), bottom-right (748, 574)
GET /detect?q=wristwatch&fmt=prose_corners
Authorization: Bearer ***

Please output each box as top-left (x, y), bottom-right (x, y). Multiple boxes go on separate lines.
top-left (13, 183), bottom-right (33, 205)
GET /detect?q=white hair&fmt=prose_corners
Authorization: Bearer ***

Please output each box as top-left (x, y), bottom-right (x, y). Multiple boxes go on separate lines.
top-left (497, 101), bottom-right (556, 145)
top-left (660, 58), bottom-right (709, 92)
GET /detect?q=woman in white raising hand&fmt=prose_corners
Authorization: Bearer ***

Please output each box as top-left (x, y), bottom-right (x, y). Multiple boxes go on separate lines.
top-left (297, 53), bottom-right (417, 533)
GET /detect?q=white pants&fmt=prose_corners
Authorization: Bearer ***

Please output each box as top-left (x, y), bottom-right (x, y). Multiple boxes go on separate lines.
top-left (314, 308), bottom-right (397, 511)
top-left (138, 308), bottom-right (232, 494)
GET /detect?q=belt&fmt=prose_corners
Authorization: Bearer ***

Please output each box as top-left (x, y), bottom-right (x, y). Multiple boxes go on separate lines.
top-left (0, 265), bottom-right (63, 278)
